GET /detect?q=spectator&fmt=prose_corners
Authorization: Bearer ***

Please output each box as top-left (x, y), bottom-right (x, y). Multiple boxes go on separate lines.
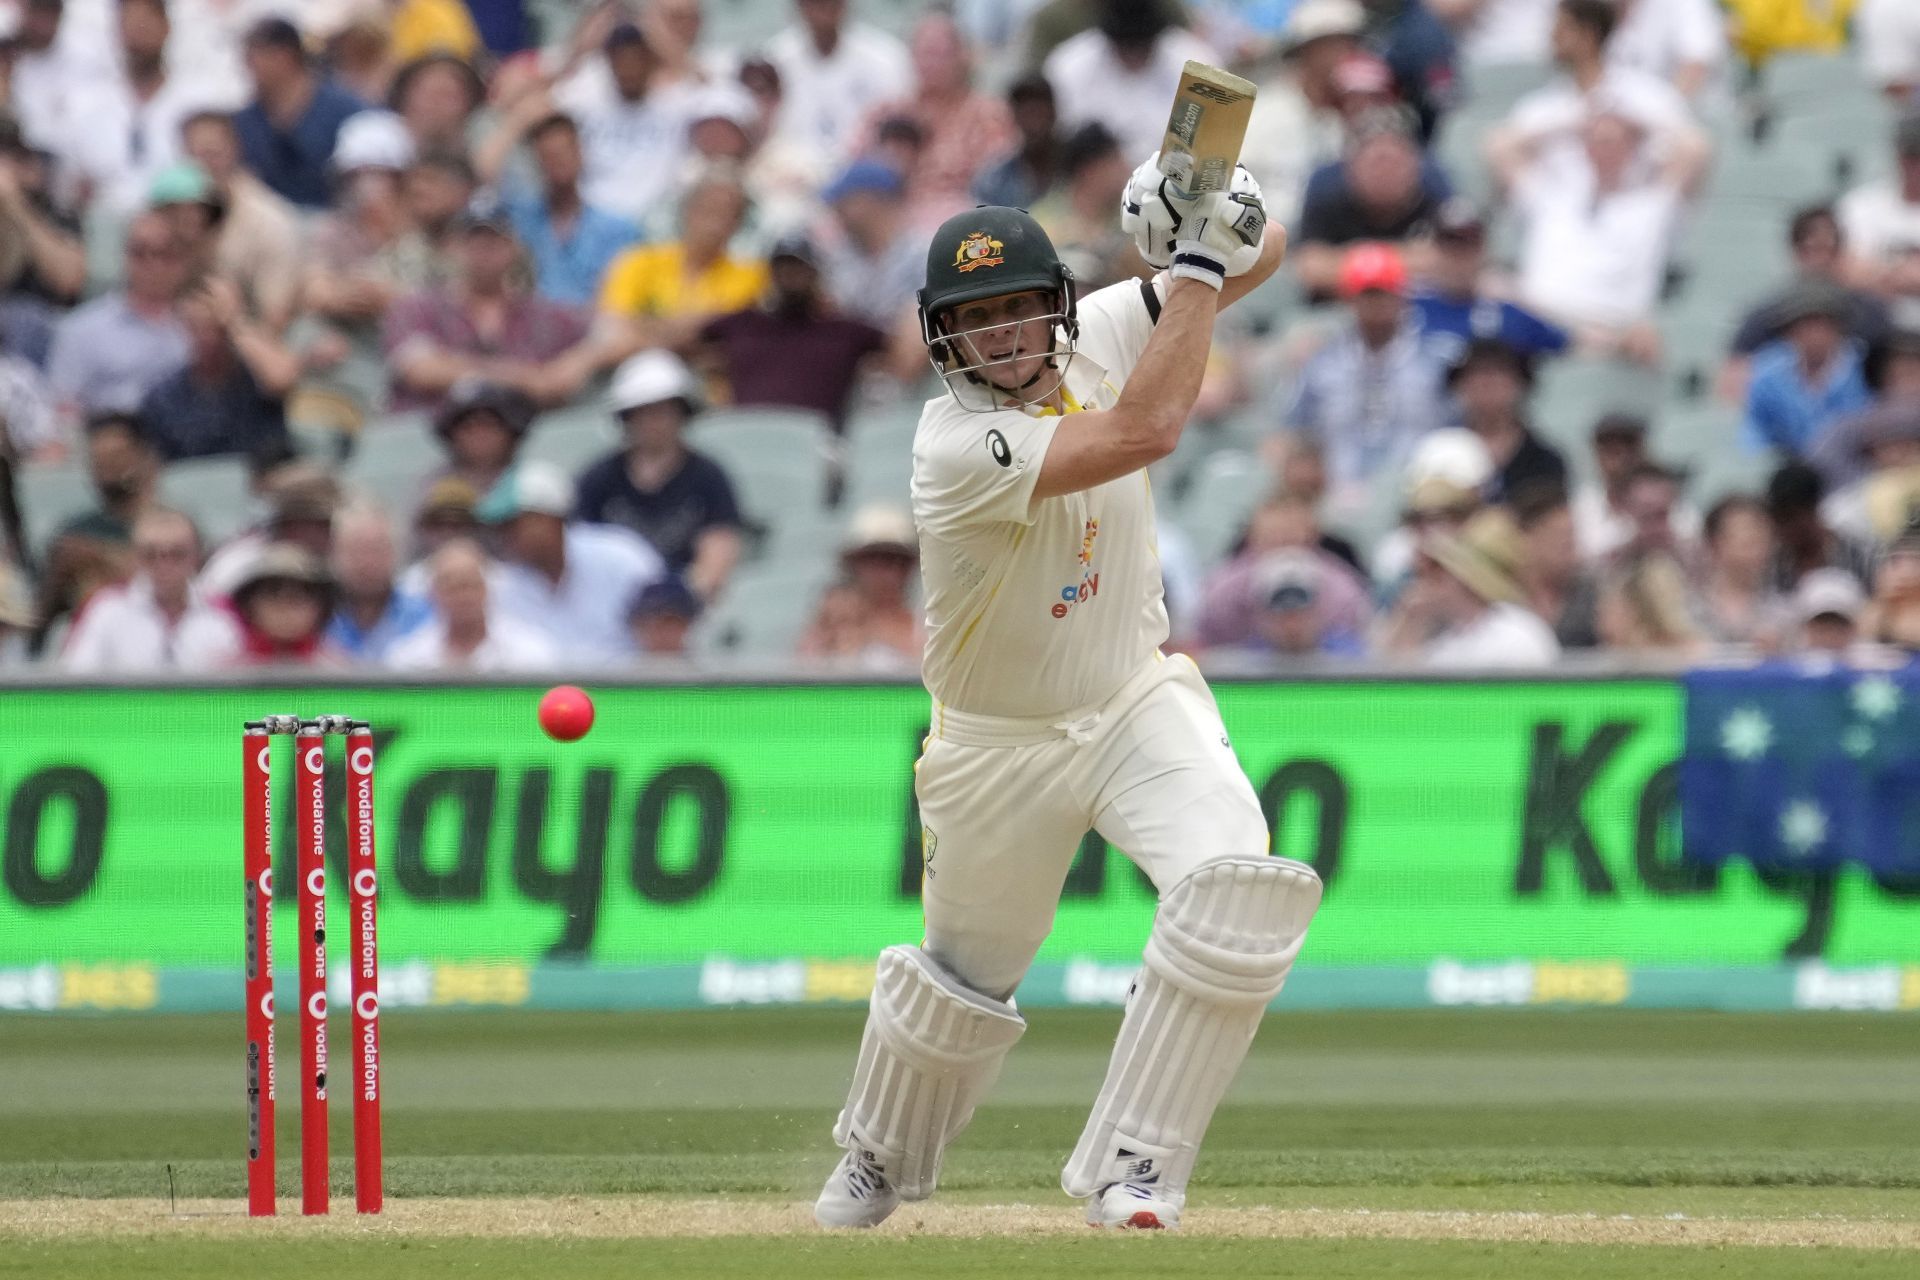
top-left (1359, 0), bottom-right (1460, 140)
top-left (1447, 338), bottom-right (1567, 502)
top-left (1768, 461), bottom-right (1878, 593)
top-left (1409, 199), bottom-right (1568, 365)
top-left (1608, 461), bottom-right (1694, 568)
top-left (971, 73), bottom-right (1062, 210)
top-left (1278, 440), bottom-right (1368, 574)
top-left (1196, 494), bottom-right (1375, 651)
top-left (1605, 0), bottom-right (1727, 104)
top-left (407, 474), bottom-right (484, 576)
top-left (1743, 283), bottom-right (1873, 460)
top-left (387, 536), bottom-right (554, 670)
top-left (1294, 107), bottom-right (1450, 300)
top-left (1433, 0), bottom-right (1555, 68)
top-left (1725, 206), bottom-right (1889, 397)
top-left (0, 559), bottom-right (32, 664)
top-left (0, 113), bottom-right (87, 358)
top-left (180, 110), bottom-right (304, 333)
top-left (233, 17), bottom-right (367, 210)
top-left (554, 23), bottom-right (692, 226)
top-left (1824, 399), bottom-right (1920, 544)
top-left (56, 0), bottom-right (239, 215)
top-left (800, 504), bottom-right (920, 666)
top-left (729, 57), bottom-right (830, 229)
top-left (1379, 508), bottom-right (1561, 666)
top-left (384, 197), bottom-right (604, 414)
top-left (304, 109), bottom-right (429, 366)
top-left (4, 0), bottom-right (107, 153)
top-left (628, 575), bottom-right (701, 660)
top-left (1242, 0), bottom-right (1366, 225)
top-left (1495, 102), bottom-right (1708, 363)
top-left (1208, 551), bottom-right (1365, 663)
top-left (1281, 243), bottom-right (1451, 512)
top-left (767, 0), bottom-right (912, 169)
top-left (1043, 0), bottom-right (1218, 162)
top-left (137, 277), bottom-right (295, 463)
top-left (636, 0), bottom-right (721, 93)
top-left (390, 0), bottom-right (485, 62)
top-left (699, 232), bottom-right (891, 432)
top-left (214, 542), bottom-right (339, 667)
top-left (1869, 518), bottom-right (1920, 647)
top-left (0, 336), bottom-right (57, 464)
top-left (1031, 124), bottom-right (1141, 291)
top-left (598, 169), bottom-right (766, 349)
top-left (480, 460), bottom-right (666, 661)
top-left (32, 412), bottom-right (157, 643)
top-left (1693, 494), bottom-right (1784, 647)
top-left (1724, 0), bottom-right (1855, 67)
top-left (199, 461), bottom-right (342, 598)
top-left (146, 160), bottom-right (227, 285)
top-left (576, 350), bottom-right (744, 600)
top-left (60, 506), bottom-right (237, 670)
top-left (858, 11), bottom-right (1013, 223)
top-left (389, 51), bottom-right (486, 156)
top-left (1571, 413), bottom-right (1700, 559)
top-left (315, 6), bottom-right (401, 105)
top-left (821, 160), bottom-right (923, 331)
top-left (482, 110), bottom-right (640, 308)
top-left (1368, 426), bottom-right (1493, 587)
top-left (681, 83), bottom-right (770, 197)
top-left (400, 148), bottom-right (477, 279)
top-left (1511, 482), bottom-right (1599, 648)
top-left (325, 502), bottom-right (432, 664)
top-left (1837, 110), bottom-right (1920, 302)
top-left (1787, 568), bottom-right (1868, 656)
top-left (1858, 0), bottom-right (1920, 103)
top-left (45, 212), bottom-right (189, 420)
top-left (1595, 547), bottom-right (1701, 655)
top-left (430, 379), bottom-right (535, 499)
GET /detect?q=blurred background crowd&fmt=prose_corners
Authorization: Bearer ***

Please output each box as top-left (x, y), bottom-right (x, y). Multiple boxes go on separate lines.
top-left (2, 0), bottom-right (1920, 675)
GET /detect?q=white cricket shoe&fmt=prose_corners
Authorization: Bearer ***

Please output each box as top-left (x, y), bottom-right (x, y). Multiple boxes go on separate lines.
top-left (813, 1148), bottom-right (900, 1229)
top-left (1085, 1181), bottom-right (1182, 1230)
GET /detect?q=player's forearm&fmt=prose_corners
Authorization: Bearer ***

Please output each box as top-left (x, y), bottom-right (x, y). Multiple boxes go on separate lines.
top-left (1112, 278), bottom-right (1218, 452)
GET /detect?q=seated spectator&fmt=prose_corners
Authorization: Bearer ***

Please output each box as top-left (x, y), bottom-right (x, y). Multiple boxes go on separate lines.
top-left (147, 161), bottom-right (228, 287)
top-left (821, 159), bottom-right (923, 332)
top-left (1032, 124), bottom-right (1142, 291)
top-left (1786, 568), bottom-right (1869, 657)
top-left (316, 6), bottom-right (401, 105)
top-left (1368, 427), bottom-right (1493, 588)
top-left (801, 505), bottom-right (920, 666)
top-left (1595, 548), bottom-right (1702, 655)
top-left (138, 280), bottom-right (297, 463)
top-left (1447, 338), bottom-right (1567, 502)
top-left (59, 506), bottom-right (238, 671)
top-left (635, 0), bottom-right (719, 93)
top-left (628, 576), bottom-right (701, 660)
top-left (305, 111), bottom-right (429, 345)
top-left (598, 170), bottom-right (766, 349)
top-left (1742, 283), bottom-right (1873, 460)
top-left (1859, 0), bottom-right (1920, 104)
top-left (1571, 412), bottom-right (1701, 558)
top-left (390, 51), bottom-right (486, 157)
top-left (1692, 494), bottom-right (1784, 648)
top-left (1725, 207), bottom-right (1889, 398)
top-left (386, 537), bottom-right (555, 671)
top-left (430, 379), bottom-right (536, 499)
top-left (1042, 0), bottom-right (1219, 161)
top-left (1512, 482), bottom-right (1599, 648)
top-left (1294, 107), bottom-right (1450, 301)
top-left (1434, 0), bottom-right (1555, 68)
top-left (31, 412), bottom-right (157, 647)
top-left (391, 0), bottom-right (485, 62)
top-left (554, 23), bottom-right (691, 225)
top-left (971, 73), bottom-right (1062, 211)
top-left (199, 461), bottom-right (341, 598)
top-left (1276, 440), bottom-right (1368, 574)
top-left (1212, 548), bottom-right (1369, 662)
top-left (1606, 0), bottom-right (1726, 105)
top-left (1607, 462), bottom-right (1695, 569)
top-left (179, 111), bottom-right (305, 332)
top-left (1361, 0), bottom-right (1460, 140)
top-left (766, 0), bottom-right (912, 170)
top-left (232, 17), bottom-right (366, 211)
top-left (1768, 461), bottom-right (1879, 593)
top-left (1724, 0), bottom-right (1855, 67)
top-left (1811, 318), bottom-right (1920, 486)
top-left (0, 560), bottom-right (31, 665)
top-left (1197, 493), bottom-right (1375, 650)
top-left (0, 340), bottom-right (56, 464)
top-left (215, 542), bottom-right (339, 667)
top-left (46, 212), bottom-right (190, 421)
top-left (1837, 109), bottom-right (1920, 302)
top-left (699, 233), bottom-right (891, 433)
top-left (4, 0), bottom-right (103, 156)
top-left (1243, 0), bottom-right (1366, 225)
top-left (326, 503), bottom-right (433, 664)
top-left (1868, 518), bottom-right (1920, 647)
top-left (1281, 243), bottom-right (1452, 514)
top-left (384, 197), bottom-right (605, 414)
top-left (575, 351), bottom-right (743, 600)
top-left (1378, 508), bottom-right (1561, 666)
top-left (1824, 400), bottom-right (1920, 544)
top-left (403, 150), bottom-right (479, 280)
top-left (1495, 102), bottom-right (1708, 363)
top-left (1409, 199), bottom-right (1568, 366)
top-left (0, 113), bottom-right (87, 362)
top-left (479, 461), bottom-right (666, 661)
top-left (857, 11), bottom-right (1012, 224)
top-left (481, 111), bottom-right (640, 308)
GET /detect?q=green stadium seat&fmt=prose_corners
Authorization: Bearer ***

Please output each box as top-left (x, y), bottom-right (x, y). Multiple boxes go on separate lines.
top-left (1764, 51), bottom-right (1866, 106)
top-left (1179, 449), bottom-right (1272, 566)
top-left (524, 402), bottom-right (617, 476)
top-left (685, 408), bottom-right (841, 541)
top-left (691, 558), bottom-right (838, 658)
top-left (1704, 150), bottom-right (1839, 208)
top-left (157, 454), bottom-right (255, 546)
top-left (842, 413), bottom-right (917, 511)
top-left (19, 461), bottom-right (95, 559)
top-left (1532, 357), bottom-right (1661, 455)
top-left (1462, 62), bottom-right (1554, 116)
top-left (1770, 108), bottom-right (1896, 187)
top-left (343, 415), bottom-right (440, 517)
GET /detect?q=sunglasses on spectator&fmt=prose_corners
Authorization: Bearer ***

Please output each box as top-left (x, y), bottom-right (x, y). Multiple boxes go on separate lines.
top-left (135, 542), bottom-right (195, 561)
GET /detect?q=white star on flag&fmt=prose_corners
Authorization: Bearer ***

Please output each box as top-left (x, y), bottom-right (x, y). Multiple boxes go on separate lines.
top-left (1850, 675), bottom-right (1902, 721)
top-left (1778, 799), bottom-right (1829, 858)
top-left (1721, 706), bottom-right (1773, 760)
top-left (1842, 725), bottom-right (1875, 758)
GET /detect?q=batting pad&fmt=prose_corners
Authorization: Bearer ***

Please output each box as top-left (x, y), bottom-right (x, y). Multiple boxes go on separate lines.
top-left (833, 945), bottom-right (1026, 1199)
top-left (1062, 857), bottom-right (1322, 1201)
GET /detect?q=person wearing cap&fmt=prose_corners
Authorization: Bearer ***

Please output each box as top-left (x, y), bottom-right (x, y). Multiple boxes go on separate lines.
top-left (60, 506), bottom-right (240, 671)
top-left (426, 377), bottom-right (535, 498)
top-left (798, 504), bottom-right (920, 665)
top-left (324, 500), bottom-right (432, 664)
top-left (1838, 108), bottom-right (1920, 302)
top-left (696, 232), bottom-right (891, 432)
top-left (471, 106), bottom-right (640, 308)
top-left (305, 110), bottom-right (431, 342)
top-left (1042, 0), bottom-right (1220, 161)
top-left (1860, 0), bottom-right (1920, 103)
top-left (575, 350), bottom-right (743, 600)
top-left (146, 159), bottom-right (227, 286)
top-left (821, 157), bottom-right (923, 331)
top-left (628, 575), bottom-right (701, 660)
top-left (1365, 424), bottom-right (1493, 588)
top-left (765, 0), bottom-right (911, 171)
top-left (233, 17), bottom-right (368, 210)
top-left (1408, 198), bottom-right (1568, 364)
top-left (1195, 493), bottom-right (1374, 651)
top-left (598, 169), bottom-right (766, 346)
top-left (1446, 337), bottom-right (1567, 502)
top-left (45, 211), bottom-right (190, 421)
top-left (480, 459), bottom-right (667, 661)
top-left (1380, 506), bottom-right (1561, 667)
top-left (1570, 412), bottom-right (1701, 559)
top-left (383, 194), bottom-right (606, 414)
top-left (1821, 399), bottom-right (1920, 545)
top-left (408, 473), bottom-right (483, 570)
top-left (1742, 282), bottom-right (1873, 459)
top-left (198, 459), bottom-right (344, 599)
top-left (386, 535), bottom-right (555, 671)
top-left (548, 21), bottom-right (692, 225)
top-left (1230, 548), bottom-right (1366, 661)
top-left (1282, 242), bottom-right (1451, 504)
top-left (1725, 206), bottom-right (1890, 401)
top-left (202, 541), bottom-right (340, 667)
top-left (136, 275), bottom-right (296, 463)
top-left (1240, 0), bottom-right (1365, 226)
top-left (179, 109), bottom-right (304, 333)
top-left (1787, 567), bottom-right (1869, 656)
top-left (1293, 106), bottom-right (1451, 300)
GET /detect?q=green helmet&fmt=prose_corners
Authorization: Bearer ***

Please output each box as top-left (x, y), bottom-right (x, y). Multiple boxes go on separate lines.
top-left (917, 206), bottom-right (1078, 410)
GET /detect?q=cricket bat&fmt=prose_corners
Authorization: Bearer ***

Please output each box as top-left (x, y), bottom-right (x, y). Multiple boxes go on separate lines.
top-left (1159, 61), bottom-right (1257, 200)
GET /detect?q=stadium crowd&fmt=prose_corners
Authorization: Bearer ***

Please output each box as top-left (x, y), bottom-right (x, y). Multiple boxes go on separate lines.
top-left (3, 0), bottom-right (1920, 674)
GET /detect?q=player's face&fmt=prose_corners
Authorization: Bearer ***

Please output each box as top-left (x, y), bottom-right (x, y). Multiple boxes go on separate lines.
top-left (945, 290), bottom-right (1057, 397)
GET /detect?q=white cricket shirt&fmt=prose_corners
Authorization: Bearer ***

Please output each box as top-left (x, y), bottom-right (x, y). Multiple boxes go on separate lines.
top-left (912, 279), bottom-right (1167, 720)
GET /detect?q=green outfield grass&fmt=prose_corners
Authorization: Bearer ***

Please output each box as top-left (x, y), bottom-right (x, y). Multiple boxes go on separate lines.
top-left (3, 1009), bottom-right (1918, 1277)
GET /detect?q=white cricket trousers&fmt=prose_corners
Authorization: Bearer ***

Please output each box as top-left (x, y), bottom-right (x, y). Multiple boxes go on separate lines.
top-left (915, 653), bottom-right (1270, 1002)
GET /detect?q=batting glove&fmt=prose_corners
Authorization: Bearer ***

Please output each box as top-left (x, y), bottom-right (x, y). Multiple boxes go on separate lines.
top-left (1170, 185), bottom-right (1267, 290)
top-left (1121, 152), bottom-right (1180, 270)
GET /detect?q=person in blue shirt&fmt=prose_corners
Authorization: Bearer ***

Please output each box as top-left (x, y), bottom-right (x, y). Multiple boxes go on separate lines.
top-left (1410, 199), bottom-right (1568, 367)
top-left (1361, 0), bottom-right (1456, 142)
top-left (325, 504), bottom-right (432, 664)
top-left (233, 17), bottom-right (366, 210)
top-left (494, 112), bottom-right (642, 307)
top-left (1744, 283), bottom-right (1874, 459)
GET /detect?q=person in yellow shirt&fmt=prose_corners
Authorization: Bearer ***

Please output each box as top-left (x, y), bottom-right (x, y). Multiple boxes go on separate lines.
top-left (598, 170), bottom-right (768, 350)
top-left (1724, 0), bottom-right (1855, 66)
top-left (390, 0), bottom-right (483, 62)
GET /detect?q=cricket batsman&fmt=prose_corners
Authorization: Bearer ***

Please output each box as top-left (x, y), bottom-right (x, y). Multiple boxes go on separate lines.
top-left (814, 156), bottom-right (1323, 1231)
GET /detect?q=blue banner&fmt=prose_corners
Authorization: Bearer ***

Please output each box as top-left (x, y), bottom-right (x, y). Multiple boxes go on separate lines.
top-left (1682, 662), bottom-right (1920, 875)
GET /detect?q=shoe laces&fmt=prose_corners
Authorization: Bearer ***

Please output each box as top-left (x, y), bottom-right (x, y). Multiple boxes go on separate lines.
top-left (846, 1149), bottom-right (890, 1200)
